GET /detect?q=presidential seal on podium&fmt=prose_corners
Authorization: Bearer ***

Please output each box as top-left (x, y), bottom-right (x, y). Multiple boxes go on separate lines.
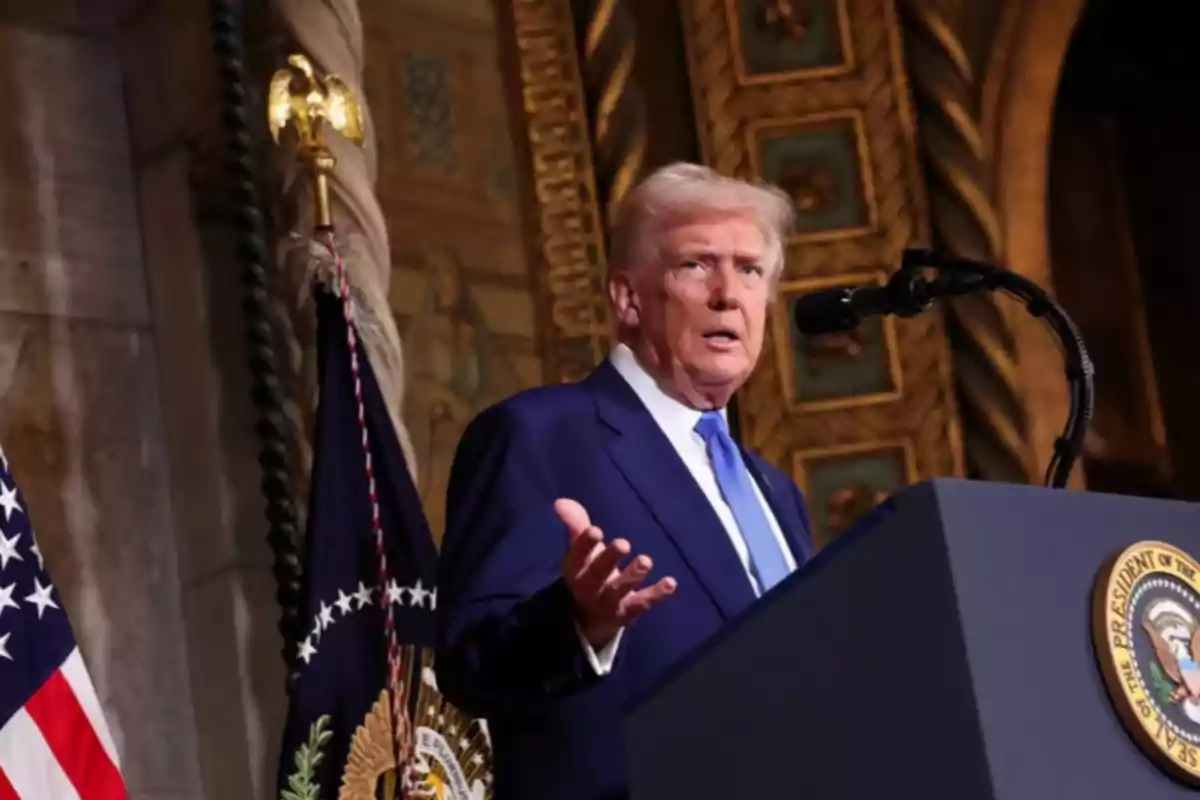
top-left (1093, 540), bottom-right (1200, 786)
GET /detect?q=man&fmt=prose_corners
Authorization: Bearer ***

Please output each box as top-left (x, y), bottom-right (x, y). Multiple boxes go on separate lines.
top-left (436, 163), bottom-right (815, 799)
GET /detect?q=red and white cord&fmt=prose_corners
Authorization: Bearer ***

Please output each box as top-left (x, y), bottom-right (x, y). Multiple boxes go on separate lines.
top-left (323, 231), bottom-right (410, 765)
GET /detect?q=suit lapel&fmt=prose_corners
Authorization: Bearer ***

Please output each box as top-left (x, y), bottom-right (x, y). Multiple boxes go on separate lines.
top-left (744, 451), bottom-right (814, 567)
top-left (587, 363), bottom-right (756, 620)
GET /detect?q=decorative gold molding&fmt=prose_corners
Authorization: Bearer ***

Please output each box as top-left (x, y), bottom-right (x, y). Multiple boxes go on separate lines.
top-left (793, 437), bottom-right (918, 488)
top-left (793, 437), bottom-right (916, 544)
top-left (506, 0), bottom-right (612, 383)
top-left (680, 0), bottom-right (962, 482)
top-left (772, 272), bottom-right (903, 413)
top-left (745, 109), bottom-right (880, 245)
top-left (725, 0), bottom-right (856, 86)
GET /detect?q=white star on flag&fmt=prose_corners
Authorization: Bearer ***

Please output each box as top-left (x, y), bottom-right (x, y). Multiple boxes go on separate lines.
top-left (353, 581), bottom-right (374, 609)
top-left (297, 637), bottom-right (317, 665)
top-left (29, 540), bottom-right (43, 571)
top-left (25, 578), bottom-right (59, 619)
top-left (335, 589), bottom-right (354, 615)
top-left (0, 631), bottom-right (10, 662)
top-left (0, 582), bottom-right (18, 618)
top-left (0, 478), bottom-right (22, 522)
top-left (0, 530), bottom-right (22, 572)
top-left (318, 601), bottom-right (334, 630)
top-left (385, 578), bottom-right (405, 606)
top-left (409, 579), bottom-right (430, 608)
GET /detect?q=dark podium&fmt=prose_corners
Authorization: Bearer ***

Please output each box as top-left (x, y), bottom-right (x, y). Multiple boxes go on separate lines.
top-left (625, 479), bottom-right (1200, 799)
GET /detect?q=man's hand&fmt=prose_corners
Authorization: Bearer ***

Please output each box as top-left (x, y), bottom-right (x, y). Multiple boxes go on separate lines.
top-left (556, 498), bottom-right (676, 650)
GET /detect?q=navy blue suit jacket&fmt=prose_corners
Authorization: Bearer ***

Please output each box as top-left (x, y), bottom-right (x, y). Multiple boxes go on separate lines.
top-left (436, 361), bottom-right (815, 800)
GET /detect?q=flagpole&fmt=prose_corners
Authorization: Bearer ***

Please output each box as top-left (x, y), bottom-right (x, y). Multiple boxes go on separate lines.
top-left (268, 53), bottom-right (416, 787)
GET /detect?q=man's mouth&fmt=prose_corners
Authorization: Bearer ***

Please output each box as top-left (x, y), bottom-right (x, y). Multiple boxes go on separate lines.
top-left (702, 328), bottom-right (740, 343)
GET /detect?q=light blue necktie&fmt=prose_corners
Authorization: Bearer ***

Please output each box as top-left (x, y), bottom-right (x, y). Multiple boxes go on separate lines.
top-left (694, 411), bottom-right (790, 592)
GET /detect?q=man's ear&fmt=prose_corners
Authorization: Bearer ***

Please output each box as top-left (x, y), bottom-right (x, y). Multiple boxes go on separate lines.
top-left (608, 272), bottom-right (640, 328)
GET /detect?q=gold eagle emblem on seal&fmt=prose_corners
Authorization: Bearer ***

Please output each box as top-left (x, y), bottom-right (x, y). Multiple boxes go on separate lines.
top-left (337, 664), bottom-right (493, 800)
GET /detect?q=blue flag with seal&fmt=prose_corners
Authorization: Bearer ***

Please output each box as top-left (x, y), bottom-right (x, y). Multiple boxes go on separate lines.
top-left (277, 285), bottom-right (493, 800)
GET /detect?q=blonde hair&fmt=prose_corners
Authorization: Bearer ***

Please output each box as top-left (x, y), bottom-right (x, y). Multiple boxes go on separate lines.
top-left (607, 163), bottom-right (794, 277)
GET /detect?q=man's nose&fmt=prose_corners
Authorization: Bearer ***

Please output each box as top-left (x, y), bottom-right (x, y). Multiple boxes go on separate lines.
top-left (707, 262), bottom-right (743, 309)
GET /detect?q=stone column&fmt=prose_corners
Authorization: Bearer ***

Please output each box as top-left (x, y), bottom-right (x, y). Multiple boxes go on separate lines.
top-left (267, 0), bottom-right (416, 485)
top-left (117, 1), bottom-right (295, 796)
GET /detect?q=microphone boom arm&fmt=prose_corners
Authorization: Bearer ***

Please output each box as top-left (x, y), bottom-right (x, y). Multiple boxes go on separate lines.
top-left (900, 249), bottom-right (1095, 489)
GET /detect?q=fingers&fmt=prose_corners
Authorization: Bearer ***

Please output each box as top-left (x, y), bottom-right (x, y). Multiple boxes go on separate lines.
top-left (608, 554), bottom-right (653, 593)
top-left (574, 538), bottom-right (631, 596)
top-left (554, 498), bottom-right (591, 537)
top-left (558, 498), bottom-right (602, 578)
top-left (562, 523), bottom-right (603, 578)
top-left (582, 554), bottom-right (655, 618)
top-left (556, 498), bottom-right (676, 635)
top-left (588, 558), bottom-right (670, 624)
top-left (616, 576), bottom-right (677, 625)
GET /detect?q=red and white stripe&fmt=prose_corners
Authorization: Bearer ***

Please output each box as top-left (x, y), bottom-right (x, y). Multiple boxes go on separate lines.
top-left (0, 648), bottom-right (125, 800)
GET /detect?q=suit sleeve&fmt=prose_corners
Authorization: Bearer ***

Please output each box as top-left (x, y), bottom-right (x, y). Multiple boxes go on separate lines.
top-left (435, 403), bottom-right (605, 718)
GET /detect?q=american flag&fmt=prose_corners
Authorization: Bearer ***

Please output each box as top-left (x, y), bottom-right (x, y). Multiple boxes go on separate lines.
top-left (0, 445), bottom-right (127, 799)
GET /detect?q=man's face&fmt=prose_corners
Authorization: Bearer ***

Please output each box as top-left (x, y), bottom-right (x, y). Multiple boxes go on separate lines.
top-left (611, 209), bottom-right (774, 409)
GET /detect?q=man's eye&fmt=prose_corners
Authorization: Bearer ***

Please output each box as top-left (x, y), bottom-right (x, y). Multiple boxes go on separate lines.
top-left (740, 264), bottom-right (764, 275)
top-left (680, 260), bottom-right (703, 269)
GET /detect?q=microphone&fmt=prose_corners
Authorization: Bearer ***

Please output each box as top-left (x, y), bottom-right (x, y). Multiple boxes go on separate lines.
top-left (792, 265), bottom-right (985, 336)
top-left (791, 248), bottom-right (1095, 491)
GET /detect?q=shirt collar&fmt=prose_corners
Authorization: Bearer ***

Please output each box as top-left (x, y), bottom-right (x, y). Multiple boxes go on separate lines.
top-left (608, 343), bottom-right (726, 442)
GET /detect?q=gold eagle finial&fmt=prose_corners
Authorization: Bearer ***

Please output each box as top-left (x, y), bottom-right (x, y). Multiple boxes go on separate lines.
top-left (267, 53), bottom-right (364, 229)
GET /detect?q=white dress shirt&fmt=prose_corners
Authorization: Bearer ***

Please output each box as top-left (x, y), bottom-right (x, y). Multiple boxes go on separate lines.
top-left (578, 344), bottom-right (797, 674)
